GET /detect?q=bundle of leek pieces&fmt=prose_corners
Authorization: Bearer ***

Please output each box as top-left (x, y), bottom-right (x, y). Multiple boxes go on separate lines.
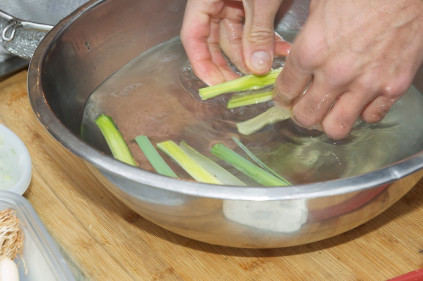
top-left (0, 208), bottom-right (24, 281)
top-left (95, 67), bottom-right (291, 186)
top-left (200, 67), bottom-right (291, 135)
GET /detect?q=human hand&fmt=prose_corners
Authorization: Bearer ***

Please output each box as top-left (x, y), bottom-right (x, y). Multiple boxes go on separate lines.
top-left (180, 0), bottom-right (291, 86)
top-left (273, 0), bottom-right (423, 140)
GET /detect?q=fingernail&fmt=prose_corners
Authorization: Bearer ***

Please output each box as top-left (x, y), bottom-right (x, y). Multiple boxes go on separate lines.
top-left (250, 51), bottom-right (271, 73)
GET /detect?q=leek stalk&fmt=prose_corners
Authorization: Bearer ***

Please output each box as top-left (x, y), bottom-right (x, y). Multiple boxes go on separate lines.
top-left (199, 68), bottom-right (282, 100)
top-left (232, 136), bottom-right (291, 185)
top-left (237, 106), bottom-right (291, 135)
top-left (211, 143), bottom-right (289, 186)
top-left (179, 141), bottom-right (246, 186)
top-left (227, 89), bottom-right (274, 109)
top-left (157, 140), bottom-right (222, 184)
top-left (95, 114), bottom-right (137, 166)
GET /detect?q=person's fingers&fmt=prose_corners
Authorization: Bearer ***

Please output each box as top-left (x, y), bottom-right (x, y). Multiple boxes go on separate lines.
top-left (274, 33), bottom-right (291, 57)
top-left (274, 0), bottom-right (422, 140)
top-left (272, 18), bottom-right (328, 108)
top-left (208, 18), bottom-right (242, 81)
top-left (360, 61), bottom-right (419, 123)
top-left (361, 95), bottom-right (398, 124)
top-left (272, 52), bottom-right (313, 108)
top-left (318, 70), bottom-right (385, 139)
top-left (181, 0), bottom-right (239, 85)
top-left (290, 74), bottom-right (342, 129)
top-left (181, 0), bottom-right (290, 84)
top-left (321, 90), bottom-right (376, 140)
top-left (219, 15), bottom-right (248, 73)
top-left (220, 26), bottom-right (291, 74)
top-left (242, 0), bottom-right (284, 74)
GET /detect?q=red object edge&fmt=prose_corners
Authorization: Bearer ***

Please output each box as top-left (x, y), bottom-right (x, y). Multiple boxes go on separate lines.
top-left (388, 269), bottom-right (423, 281)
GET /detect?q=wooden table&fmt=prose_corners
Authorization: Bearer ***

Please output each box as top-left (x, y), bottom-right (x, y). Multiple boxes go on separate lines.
top-left (1, 70), bottom-right (422, 281)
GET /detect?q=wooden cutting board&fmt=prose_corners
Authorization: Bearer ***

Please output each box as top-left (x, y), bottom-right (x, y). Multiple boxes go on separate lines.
top-left (1, 70), bottom-right (422, 281)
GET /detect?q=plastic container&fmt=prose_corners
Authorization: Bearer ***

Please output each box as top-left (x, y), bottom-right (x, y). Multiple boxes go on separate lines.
top-left (0, 190), bottom-right (76, 281)
top-left (0, 124), bottom-right (32, 195)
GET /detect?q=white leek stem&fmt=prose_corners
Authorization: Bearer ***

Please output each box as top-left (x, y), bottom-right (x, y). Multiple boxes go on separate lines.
top-left (0, 256), bottom-right (19, 281)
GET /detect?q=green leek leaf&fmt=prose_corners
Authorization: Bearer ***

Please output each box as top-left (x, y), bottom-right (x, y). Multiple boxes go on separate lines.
top-left (211, 143), bottom-right (289, 186)
top-left (135, 135), bottom-right (177, 178)
top-left (232, 136), bottom-right (291, 185)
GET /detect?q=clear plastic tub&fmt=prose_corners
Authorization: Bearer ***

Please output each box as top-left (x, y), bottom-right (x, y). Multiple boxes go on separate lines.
top-left (0, 190), bottom-right (75, 281)
top-left (0, 124), bottom-right (32, 195)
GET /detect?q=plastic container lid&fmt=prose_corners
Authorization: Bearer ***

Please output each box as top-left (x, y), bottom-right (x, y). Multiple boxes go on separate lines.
top-left (0, 124), bottom-right (32, 195)
top-left (0, 190), bottom-right (76, 281)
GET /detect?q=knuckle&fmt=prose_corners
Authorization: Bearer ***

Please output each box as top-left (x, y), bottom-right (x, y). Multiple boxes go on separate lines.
top-left (273, 85), bottom-right (297, 106)
top-left (246, 28), bottom-right (275, 45)
top-left (293, 43), bottom-right (320, 70)
top-left (323, 57), bottom-right (357, 87)
top-left (273, 90), bottom-right (290, 103)
top-left (354, 73), bottom-right (380, 93)
top-left (292, 102), bottom-right (322, 128)
top-left (381, 75), bottom-right (412, 98)
top-left (291, 35), bottom-right (327, 70)
top-left (273, 70), bottom-right (302, 102)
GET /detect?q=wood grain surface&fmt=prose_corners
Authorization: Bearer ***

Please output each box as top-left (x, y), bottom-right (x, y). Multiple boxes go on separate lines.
top-left (1, 71), bottom-right (422, 281)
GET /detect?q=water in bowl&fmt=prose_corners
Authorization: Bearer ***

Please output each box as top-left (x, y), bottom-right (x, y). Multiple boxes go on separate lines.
top-left (81, 37), bottom-right (423, 185)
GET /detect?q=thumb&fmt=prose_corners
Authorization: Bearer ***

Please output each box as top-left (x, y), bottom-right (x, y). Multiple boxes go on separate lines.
top-left (242, 0), bottom-right (284, 74)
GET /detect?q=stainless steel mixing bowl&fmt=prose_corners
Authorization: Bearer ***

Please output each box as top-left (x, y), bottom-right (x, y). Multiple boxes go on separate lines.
top-left (27, 0), bottom-right (423, 248)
